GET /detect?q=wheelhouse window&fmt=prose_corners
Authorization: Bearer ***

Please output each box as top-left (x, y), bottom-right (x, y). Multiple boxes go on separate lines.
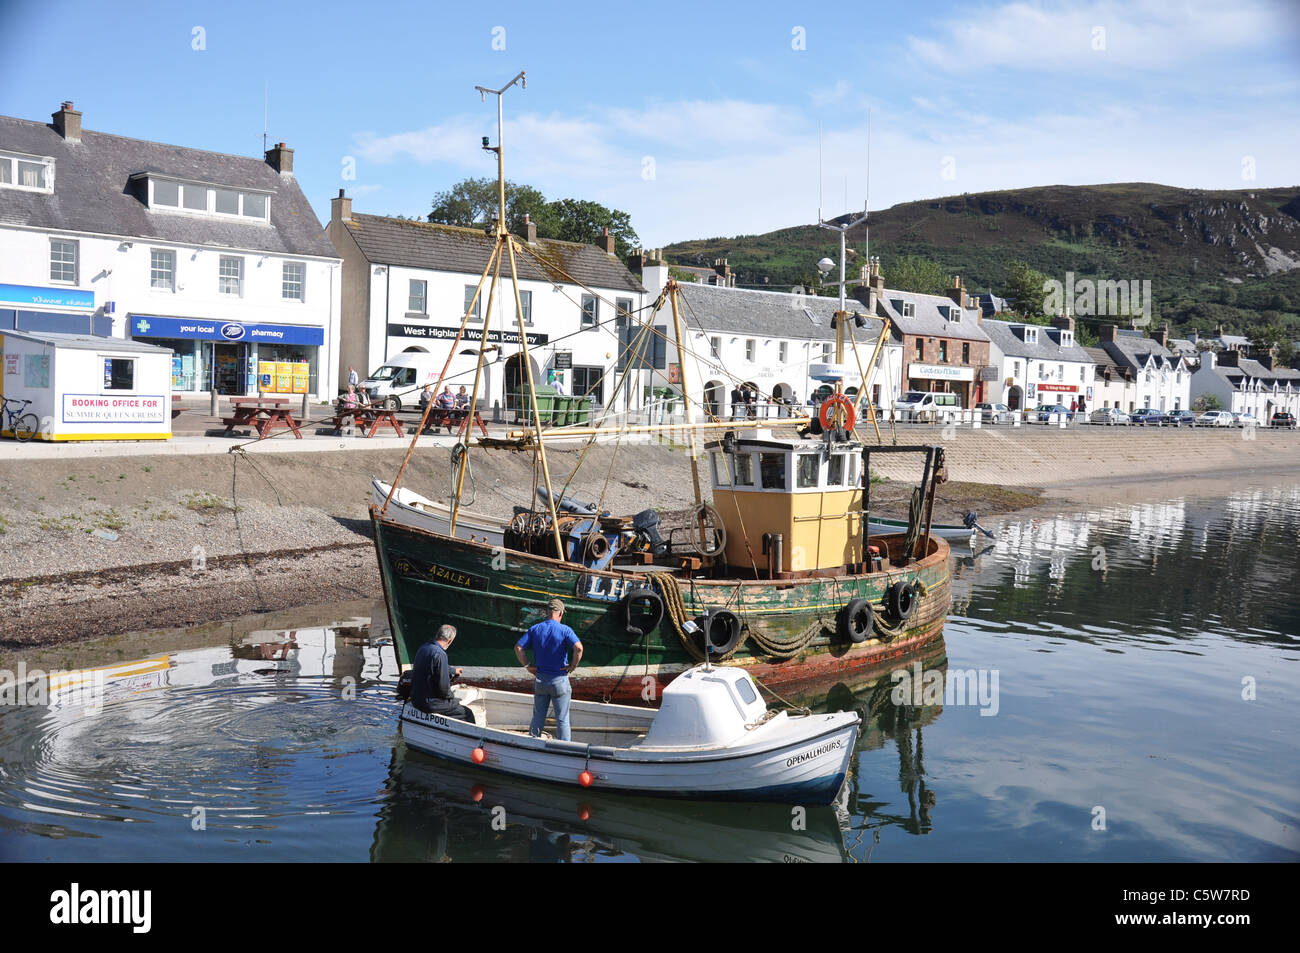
top-left (711, 452), bottom-right (732, 487)
top-left (733, 453), bottom-right (755, 487)
top-left (581, 294), bottom-right (597, 327)
top-left (282, 261), bottom-right (305, 301)
top-left (218, 255), bottom-right (243, 295)
top-left (796, 454), bottom-right (819, 488)
top-left (150, 249), bottom-right (175, 291)
top-left (759, 453), bottom-right (786, 490)
top-left (827, 454), bottom-right (845, 486)
top-left (50, 240), bottom-right (77, 284)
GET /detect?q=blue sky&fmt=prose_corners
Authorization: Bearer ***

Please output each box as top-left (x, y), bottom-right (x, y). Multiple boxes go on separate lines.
top-left (2, 0), bottom-right (1298, 247)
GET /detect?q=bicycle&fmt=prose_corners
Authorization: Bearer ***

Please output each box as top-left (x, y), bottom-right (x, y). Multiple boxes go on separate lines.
top-left (1, 396), bottom-right (39, 442)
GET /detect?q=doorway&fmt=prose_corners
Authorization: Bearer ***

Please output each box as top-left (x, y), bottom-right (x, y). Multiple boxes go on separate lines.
top-left (214, 343), bottom-right (246, 396)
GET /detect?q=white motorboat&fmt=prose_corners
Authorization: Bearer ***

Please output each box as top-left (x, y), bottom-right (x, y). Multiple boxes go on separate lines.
top-left (399, 665), bottom-right (860, 805)
top-left (371, 479), bottom-right (505, 546)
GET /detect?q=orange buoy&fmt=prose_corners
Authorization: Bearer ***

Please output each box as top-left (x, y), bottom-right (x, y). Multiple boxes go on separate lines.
top-left (818, 394), bottom-right (856, 432)
top-left (472, 747), bottom-right (487, 764)
top-left (578, 770), bottom-right (593, 787)
top-left (577, 804), bottom-right (592, 820)
top-left (470, 784), bottom-right (485, 802)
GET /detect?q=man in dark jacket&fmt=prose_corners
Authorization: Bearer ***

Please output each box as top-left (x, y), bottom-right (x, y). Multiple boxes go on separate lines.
top-left (410, 625), bottom-right (475, 723)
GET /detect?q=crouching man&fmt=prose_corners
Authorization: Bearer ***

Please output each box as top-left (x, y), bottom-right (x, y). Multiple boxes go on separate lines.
top-left (410, 624), bottom-right (475, 724)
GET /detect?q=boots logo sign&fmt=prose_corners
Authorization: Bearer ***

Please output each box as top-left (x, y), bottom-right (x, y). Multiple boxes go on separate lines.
top-left (220, 323), bottom-right (247, 340)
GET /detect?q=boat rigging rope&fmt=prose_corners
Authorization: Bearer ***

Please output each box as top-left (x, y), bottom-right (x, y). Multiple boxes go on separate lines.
top-left (745, 619), bottom-right (825, 661)
top-left (449, 441), bottom-right (475, 508)
top-left (647, 571), bottom-right (708, 663)
top-left (901, 486), bottom-right (923, 563)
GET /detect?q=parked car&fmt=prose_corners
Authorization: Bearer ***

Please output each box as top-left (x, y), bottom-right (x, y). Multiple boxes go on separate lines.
top-left (1234, 412), bottom-right (1259, 428)
top-left (1166, 409), bottom-right (1197, 427)
top-left (1034, 402), bottom-right (1074, 423)
top-left (1090, 407), bottom-right (1131, 426)
top-left (894, 390), bottom-right (962, 422)
top-left (976, 402), bottom-right (1012, 423)
top-left (1130, 408), bottom-right (1167, 426)
top-left (1271, 411), bottom-right (1298, 429)
top-left (1195, 410), bottom-right (1235, 427)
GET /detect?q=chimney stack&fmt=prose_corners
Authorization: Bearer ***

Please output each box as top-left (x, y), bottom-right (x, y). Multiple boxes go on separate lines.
top-left (1153, 323), bottom-right (1168, 348)
top-left (1051, 314), bottom-right (1076, 333)
top-left (1217, 349), bottom-right (1240, 367)
top-left (524, 213), bottom-right (538, 244)
top-left (947, 275), bottom-right (965, 308)
top-left (265, 141), bottom-right (294, 174)
top-left (52, 101), bottom-right (81, 142)
top-left (598, 227), bottom-right (615, 255)
top-left (1100, 323), bottom-right (1117, 343)
top-left (625, 247), bottom-right (646, 275)
top-left (331, 188), bottom-right (352, 224)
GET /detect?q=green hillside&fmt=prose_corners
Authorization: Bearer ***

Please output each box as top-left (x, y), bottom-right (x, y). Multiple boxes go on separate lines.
top-left (663, 183), bottom-right (1300, 341)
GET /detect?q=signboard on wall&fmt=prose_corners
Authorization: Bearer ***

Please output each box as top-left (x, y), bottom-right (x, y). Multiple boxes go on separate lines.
top-left (553, 351), bottom-right (572, 369)
top-left (387, 323), bottom-right (549, 347)
top-left (62, 395), bottom-right (166, 424)
top-left (908, 363), bottom-right (975, 381)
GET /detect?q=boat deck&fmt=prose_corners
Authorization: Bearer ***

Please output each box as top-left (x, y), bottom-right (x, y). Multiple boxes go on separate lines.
top-left (459, 686), bottom-right (657, 749)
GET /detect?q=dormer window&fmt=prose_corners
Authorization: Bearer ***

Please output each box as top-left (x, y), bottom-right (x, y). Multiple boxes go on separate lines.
top-left (902, 303), bottom-right (916, 317)
top-left (1061, 331), bottom-right (1072, 347)
top-left (1023, 327), bottom-right (1038, 344)
top-left (145, 175), bottom-right (270, 222)
top-left (0, 152), bottom-right (54, 193)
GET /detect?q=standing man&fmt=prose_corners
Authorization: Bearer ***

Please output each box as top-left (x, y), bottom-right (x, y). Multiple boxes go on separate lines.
top-left (348, 365), bottom-right (360, 389)
top-left (514, 599), bottom-right (583, 741)
top-left (410, 624), bottom-right (475, 724)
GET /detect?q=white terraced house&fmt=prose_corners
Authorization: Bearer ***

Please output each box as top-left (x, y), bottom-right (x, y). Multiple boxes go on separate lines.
top-left (982, 316), bottom-right (1095, 415)
top-left (1097, 324), bottom-right (1191, 412)
top-left (1191, 349), bottom-right (1300, 420)
top-left (0, 102), bottom-right (342, 400)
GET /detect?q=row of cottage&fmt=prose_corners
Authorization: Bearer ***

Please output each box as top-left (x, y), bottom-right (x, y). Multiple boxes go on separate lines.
top-left (2, 102), bottom-right (1297, 438)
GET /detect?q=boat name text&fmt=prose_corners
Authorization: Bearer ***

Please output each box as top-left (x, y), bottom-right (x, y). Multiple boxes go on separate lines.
top-left (786, 739), bottom-right (844, 767)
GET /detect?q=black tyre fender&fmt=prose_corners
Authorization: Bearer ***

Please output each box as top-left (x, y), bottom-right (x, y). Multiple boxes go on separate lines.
top-left (887, 581), bottom-right (919, 622)
top-left (697, 608), bottom-right (743, 656)
top-left (839, 598), bottom-right (874, 643)
top-left (623, 587), bottom-right (664, 639)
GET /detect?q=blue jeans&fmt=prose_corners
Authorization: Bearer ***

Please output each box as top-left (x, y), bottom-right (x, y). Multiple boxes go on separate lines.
top-left (530, 674), bottom-right (573, 741)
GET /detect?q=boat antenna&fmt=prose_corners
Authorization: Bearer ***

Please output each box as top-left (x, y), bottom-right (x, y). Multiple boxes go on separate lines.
top-left (817, 119), bottom-right (823, 225)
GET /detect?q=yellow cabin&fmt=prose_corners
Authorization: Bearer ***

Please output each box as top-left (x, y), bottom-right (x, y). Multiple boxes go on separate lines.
top-left (705, 431), bottom-right (865, 576)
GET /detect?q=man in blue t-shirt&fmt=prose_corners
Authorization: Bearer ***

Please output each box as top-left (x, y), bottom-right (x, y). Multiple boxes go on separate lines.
top-left (514, 598), bottom-right (584, 741)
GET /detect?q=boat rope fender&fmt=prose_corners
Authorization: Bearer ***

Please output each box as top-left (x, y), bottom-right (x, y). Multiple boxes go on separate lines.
top-left (839, 598), bottom-right (874, 643)
top-left (623, 587), bottom-right (665, 639)
top-left (818, 394), bottom-right (856, 433)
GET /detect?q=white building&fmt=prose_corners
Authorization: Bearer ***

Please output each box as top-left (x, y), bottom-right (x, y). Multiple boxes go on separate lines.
top-left (1190, 350), bottom-right (1300, 419)
top-left (0, 103), bottom-right (342, 400)
top-left (328, 193), bottom-right (652, 414)
top-left (1097, 325), bottom-right (1191, 412)
top-left (1084, 346), bottom-right (1138, 412)
top-left (638, 265), bottom-right (902, 420)
top-left (981, 317), bottom-right (1095, 413)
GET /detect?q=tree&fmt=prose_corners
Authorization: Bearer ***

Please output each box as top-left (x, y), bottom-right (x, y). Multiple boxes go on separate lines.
top-left (1003, 260), bottom-right (1052, 322)
top-left (882, 255), bottom-right (949, 296)
top-left (1192, 393), bottom-right (1222, 412)
top-left (1074, 323), bottom-right (1100, 347)
top-left (428, 178), bottom-right (639, 257)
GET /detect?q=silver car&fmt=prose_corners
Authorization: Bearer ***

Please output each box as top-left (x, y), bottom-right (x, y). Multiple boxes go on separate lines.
top-left (1089, 407), bottom-right (1131, 426)
top-left (1195, 411), bottom-right (1234, 427)
top-left (976, 402), bottom-right (1012, 423)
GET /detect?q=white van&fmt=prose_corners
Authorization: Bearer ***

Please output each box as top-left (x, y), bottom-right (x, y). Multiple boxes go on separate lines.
top-left (361, 353), bottom-right (443, 410)
top-left (893, 390), bottom-right (961, 422)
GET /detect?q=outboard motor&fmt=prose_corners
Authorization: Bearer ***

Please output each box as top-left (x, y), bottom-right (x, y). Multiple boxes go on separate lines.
top-left (632, 508), bottom-right (669, 556)
top-left (963, 511), bottom-right (996, 540)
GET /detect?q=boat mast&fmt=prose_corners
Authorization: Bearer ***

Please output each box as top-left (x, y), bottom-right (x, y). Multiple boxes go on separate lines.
top-left (472, 70), bottom-right (566, 559)
top-left (666, 280), bottom-right (704, 513)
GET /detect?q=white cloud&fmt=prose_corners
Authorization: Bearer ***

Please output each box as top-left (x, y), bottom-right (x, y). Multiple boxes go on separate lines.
top-left (908, 0), bottom-right (1285, 73)
top-left (811, 80), bottom-right (852, 107)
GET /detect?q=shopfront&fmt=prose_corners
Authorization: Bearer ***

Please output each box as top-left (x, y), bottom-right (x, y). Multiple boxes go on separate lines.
top-left (128, 314), bottom-right (324, 396)
top-left (0, 283), bottom-right (109, 337)
top-left (907, 362), bottom-right (978, 408)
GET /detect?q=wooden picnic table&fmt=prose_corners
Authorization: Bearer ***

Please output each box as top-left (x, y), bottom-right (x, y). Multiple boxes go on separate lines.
top-left (419, 405), bottom-right (489, 438)
top-left (329, 405), bottom-right (407, 438)
top-left (222, 398), bottom-right (302, 439)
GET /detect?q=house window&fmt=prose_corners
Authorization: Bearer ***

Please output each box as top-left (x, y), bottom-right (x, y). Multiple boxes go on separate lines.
top-left (147, 177), bottom-right (269, 220)
top-left (242, 193), bottom-right (267, 218)
top-left (50, 240), bottom-right (77, 284)
top-left (745, 339), bottom-right (756, 362)
top-left (615, 297), bottom-right (632, 329)
top-left (150, 249), bottom-right (175, 291)
top-left (153, 180), bottom-right (180, 207)
top-left (1014, 361), bottom-right (1020, 376)
top-left (214, 189), bottom-right (240, 215)
top-left (571, 366), bottom-right (604, 404)
top-left (951, 308), bottom-right (961, 323)
top-left (710, 336), bottom-right (721, 359)
top-left (1025, 328), bottom-right (1037, 344)
top-left (103, 358), bottom-right (135, 391)
top-left (1038, 362), bottom-right (1045, 379)
top-left (408, 279), bottom-right (427, 314)
top-left (282, 261), bottom-right (305, 301)
top-left (962, 342), bottom-right (970, 364)
top-left (822, 342), bottom-right (833, 361)
top-left (1080, 366), bottom-right (1086, 382)
top-left (464, 284), bottom-right (481, 321)
top-left (915, 339), bottom-right (923, 359)
top-left (182, 184), bottom-right (206, 211)
top-left (519, 289), bottom-right (533, 326)
top-left (902, 302), bottom-right (915, 317)
top-left (939, 341), bottom-right (949, 363)
top-left (0, 153), bottom-right (54, 192)
top-left (581, 294), bottom-right (597, 326)
top-left (779, 342), bottom-right (788, 362)
top-left (218, 256), bottom-right (243, 296)
top-left (1058, 364), bottom-right (1064, 379)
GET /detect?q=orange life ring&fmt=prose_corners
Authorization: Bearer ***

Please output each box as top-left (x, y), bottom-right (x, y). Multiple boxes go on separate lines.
top-left (818, 394), bottom-right (856, 432)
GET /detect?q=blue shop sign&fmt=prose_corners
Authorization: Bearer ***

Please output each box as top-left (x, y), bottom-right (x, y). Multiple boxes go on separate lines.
top-left (0, 283), bottom-right (95, 310)
top-left (130, 314), bottom-right (323, 346)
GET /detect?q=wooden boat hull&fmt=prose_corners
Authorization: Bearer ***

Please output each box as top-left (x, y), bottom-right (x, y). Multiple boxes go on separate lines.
top-left (371, 507), bottom-right (951, 703)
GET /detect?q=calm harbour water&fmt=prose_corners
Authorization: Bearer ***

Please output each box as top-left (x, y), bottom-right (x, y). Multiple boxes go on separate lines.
top-left (1, 484), bottom-right (1297, 862)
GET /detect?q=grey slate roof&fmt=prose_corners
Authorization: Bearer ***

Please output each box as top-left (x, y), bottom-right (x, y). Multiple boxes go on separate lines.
top-left (676, 282), bottom-right (882, 342)
top-left (981, 318), bottom-right (1092, 363)
top-left (977, 292), bottom-right (1010, 317)
top-left (1101, 329), bottom-right (1184, 373)
top-left (875, 289), bottom-right (989, 342)
top-left (344, 213), bottom-right (645, 294)
top-left (0, 114), bottom-right (336, 258)
top-left (1085, 345), bottom-right (1133, 380)
top-left (1, 328), bottom-right (172, 353)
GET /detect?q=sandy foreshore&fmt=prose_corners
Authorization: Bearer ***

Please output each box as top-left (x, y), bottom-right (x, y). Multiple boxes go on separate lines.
top-left (0, 427), bottom-right (1296, 659)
